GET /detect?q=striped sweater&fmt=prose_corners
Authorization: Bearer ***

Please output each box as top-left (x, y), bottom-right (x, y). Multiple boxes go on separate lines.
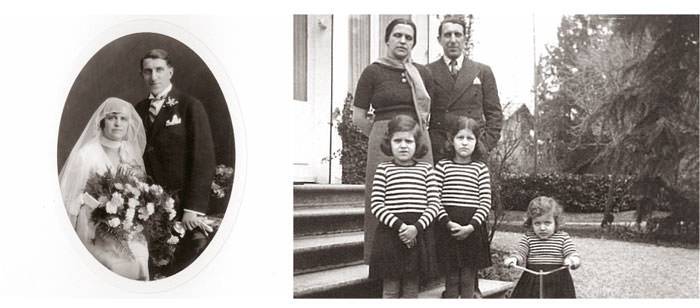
top-left (370, 161), bottom-right (443, 232)
top-left (510, 231), bottom-right (579, 265)
top-left (433, 159), bottom-right (492, 227)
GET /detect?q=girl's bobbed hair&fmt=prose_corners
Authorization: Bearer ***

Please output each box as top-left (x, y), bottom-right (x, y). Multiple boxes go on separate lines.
top-left (443, 116), bottom-right (486, 162)
top-left (523, 196), bottom-right (565, 232)
top-left (380, 114), bottom-right (428, 158)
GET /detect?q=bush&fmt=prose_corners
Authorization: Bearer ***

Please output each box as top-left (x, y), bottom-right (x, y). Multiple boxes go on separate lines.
top-left (337, 93), bottom-right (368, 184)
top-left (500, 173), bottom-right (637, 213)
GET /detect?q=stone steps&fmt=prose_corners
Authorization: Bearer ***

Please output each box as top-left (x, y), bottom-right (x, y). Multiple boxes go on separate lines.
top-left (294, 231), bottom-right (364, 275)
top-left (292, 184), bottom-right (513, 298)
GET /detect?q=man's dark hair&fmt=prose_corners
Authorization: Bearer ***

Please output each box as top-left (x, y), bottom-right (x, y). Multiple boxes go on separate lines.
top-left (438, 17), bottom-right (467, 37)
top-left (140, 49), bottom-right (173, 70)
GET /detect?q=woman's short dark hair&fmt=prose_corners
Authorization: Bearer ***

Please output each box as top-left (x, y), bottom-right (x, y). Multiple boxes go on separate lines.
top-left (523, 196), bottom-right (565, 232)
top-left (140, 49), bottom-right (172, 70)
top-left (442, 116), bottom-right (485, 162)
top-left (384, 18), bottom-right (417, 43)
top-left (379, 114), bottom-right (428, 158)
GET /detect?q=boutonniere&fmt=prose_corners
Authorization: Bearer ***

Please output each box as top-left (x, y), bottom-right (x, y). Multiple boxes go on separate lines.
top-left (164, 97), bottom-right (179, 108)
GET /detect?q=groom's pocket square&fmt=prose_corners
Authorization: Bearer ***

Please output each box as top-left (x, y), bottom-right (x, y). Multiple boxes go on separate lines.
top-left (473, 77), bottom-right (481, 85)
top-left (166, 114), bottom-right (182, 126)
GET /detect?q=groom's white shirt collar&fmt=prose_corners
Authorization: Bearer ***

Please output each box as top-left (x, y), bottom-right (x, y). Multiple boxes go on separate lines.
top-left (442, 53), bottom-right (465, 71)
top-left (148, 83), bottom-right (173, 115)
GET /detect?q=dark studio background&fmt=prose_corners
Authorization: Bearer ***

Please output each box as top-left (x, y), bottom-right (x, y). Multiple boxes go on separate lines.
top-left (57, 32), bottom-right (235, 215)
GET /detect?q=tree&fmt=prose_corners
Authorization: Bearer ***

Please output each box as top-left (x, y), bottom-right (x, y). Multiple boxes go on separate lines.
top-left (586, 15), bottom-right (699, 223)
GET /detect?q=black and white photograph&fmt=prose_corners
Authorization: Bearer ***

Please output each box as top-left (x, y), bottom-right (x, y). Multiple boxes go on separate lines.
top-left (292, 14), bottom-right (699, 298)
top-left (57, 32), bottom-right (236, 280)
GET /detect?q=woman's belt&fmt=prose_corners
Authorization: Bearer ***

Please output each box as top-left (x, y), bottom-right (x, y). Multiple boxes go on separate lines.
top-left (373, 110), bottom-right (417, 122)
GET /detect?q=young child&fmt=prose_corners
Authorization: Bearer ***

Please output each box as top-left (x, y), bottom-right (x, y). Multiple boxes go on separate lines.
top-left (504, 196), bottom-right (582, 298)
top-left (368, 115), bottom-right (441, 298)
top-left (432, 116), bottom-right (493, 298)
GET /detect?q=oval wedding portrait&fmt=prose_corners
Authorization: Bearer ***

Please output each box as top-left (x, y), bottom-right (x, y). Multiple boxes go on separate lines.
top-left (57, 32), bottom-right (236, 281)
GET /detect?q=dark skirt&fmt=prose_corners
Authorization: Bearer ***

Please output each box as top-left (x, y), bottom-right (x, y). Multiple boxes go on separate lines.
top-left (510, 264), bottom-right (576, 298)
top-left (436, 206), bottom-right (492, 273)
top-left (368, 215), bottom-right (438, 282)
top-left (363, 118), bottom-right (433, 262)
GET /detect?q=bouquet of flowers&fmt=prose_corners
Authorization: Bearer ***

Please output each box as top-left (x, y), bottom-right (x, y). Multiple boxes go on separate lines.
top-left (211, 164), bottom-right (234, 199)
top-left (83, 165), bottom-right (183, 266)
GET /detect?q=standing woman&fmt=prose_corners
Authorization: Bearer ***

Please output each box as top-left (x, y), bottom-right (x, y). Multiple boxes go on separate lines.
top-left (352, 18), bottom-right (434, 263)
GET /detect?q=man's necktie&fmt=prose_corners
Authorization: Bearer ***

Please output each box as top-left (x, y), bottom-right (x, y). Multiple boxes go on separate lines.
top-left (148, 98), bottom-right (162, 123)
top-left (449, 59), bottom-right (458, 79)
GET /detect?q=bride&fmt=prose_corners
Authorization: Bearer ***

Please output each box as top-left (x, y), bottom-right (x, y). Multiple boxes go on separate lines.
top-left (59, 97), bottom-right (150, 280)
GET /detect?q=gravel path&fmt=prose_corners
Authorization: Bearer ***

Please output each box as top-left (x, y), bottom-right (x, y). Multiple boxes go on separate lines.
top-left (492, 231), bottom-right (699, 298)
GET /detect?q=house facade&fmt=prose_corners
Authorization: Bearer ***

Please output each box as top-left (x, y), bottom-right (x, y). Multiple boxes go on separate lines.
top-left (293, 14), bottom-right (459, 184)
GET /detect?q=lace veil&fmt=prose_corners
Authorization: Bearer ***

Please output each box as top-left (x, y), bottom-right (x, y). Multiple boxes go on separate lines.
top-left (59, 97), bottom-right (146, 225)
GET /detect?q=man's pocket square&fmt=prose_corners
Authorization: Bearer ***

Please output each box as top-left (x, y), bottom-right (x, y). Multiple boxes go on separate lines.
top-left (473, 77), bottom-right (481, 85)
top-left (166, 114), bottom-right (182, 126)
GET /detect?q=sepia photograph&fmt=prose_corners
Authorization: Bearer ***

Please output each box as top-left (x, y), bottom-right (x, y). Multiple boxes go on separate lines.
top-left (57, 32), bottom-right (236, 281)
top-left (292, 14), bottom-right (699, 298)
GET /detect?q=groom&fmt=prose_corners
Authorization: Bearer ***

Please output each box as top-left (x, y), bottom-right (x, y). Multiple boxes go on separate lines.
top-left (136, 49), bottom-right (216, 276)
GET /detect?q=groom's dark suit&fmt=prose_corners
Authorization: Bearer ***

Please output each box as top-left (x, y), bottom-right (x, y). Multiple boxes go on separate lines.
top-left (427, 58), bottom-right (503, 162)
top-left (136, 86), bottom-right (216, 274)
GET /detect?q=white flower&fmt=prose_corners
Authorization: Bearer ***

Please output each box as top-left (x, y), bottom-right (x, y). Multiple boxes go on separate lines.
top-left (125, 208), bottom-right (135, 221)
top-left (125, 184), bottom-right (141, 198)
top-left (128, 198), bottom-right (139, 209)
top-left (168, 209), bottom-right (176, 221)
top-left (108, 217), bottom-right (121, 228)
top-left (150, 184), bottom-right (164, 195)
top-left (122, 220), bottom-right (132, 230)
top-left (114, 183), bottom-right (124, 191)
top-left (147, 202), bottom-right (155, 215)
top-left (167, 235), bottom-right (180, 245)
top-left (106, 192), bottom-right (123, 214)
top-left (165, 97), bottom-right (179, 107)
top-left (138, 207), bottom-right (150, 220)
top-left (164, 197), bottom-right (175, 210)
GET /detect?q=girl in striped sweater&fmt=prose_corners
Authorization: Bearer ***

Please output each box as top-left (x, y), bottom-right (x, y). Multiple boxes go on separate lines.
top-left (433, 116), bottom-right (493, 298)
top-left (504, 196), bottom-right (581, 298)
top-left (369, 115), bottom-right (442, 298)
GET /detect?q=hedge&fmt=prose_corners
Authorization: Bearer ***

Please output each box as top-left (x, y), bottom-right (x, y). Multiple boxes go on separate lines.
top-left (500, 173), bottom-right (638, 213)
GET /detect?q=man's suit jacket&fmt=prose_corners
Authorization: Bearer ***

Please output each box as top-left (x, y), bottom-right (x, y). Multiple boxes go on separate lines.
top-left (427, 58), bottom-right (503, 153)
top-left (136, 87), bottom-right (216, 215)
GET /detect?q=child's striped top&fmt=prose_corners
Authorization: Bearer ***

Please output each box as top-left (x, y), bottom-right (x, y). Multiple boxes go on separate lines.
top-left (370, 161), bottom-right (443, 232)
top-left (510, 231), bottom-right (579, 265)
top-left (433, 159), bottom-right (491, 227)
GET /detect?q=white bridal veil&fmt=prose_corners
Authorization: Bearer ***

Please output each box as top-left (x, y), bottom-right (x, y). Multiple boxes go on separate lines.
top-left (59, 97), bottom-right (146, 227)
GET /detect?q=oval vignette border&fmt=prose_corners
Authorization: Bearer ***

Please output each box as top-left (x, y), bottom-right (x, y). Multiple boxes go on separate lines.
top-left (55, 17), bottom-right (247, 293)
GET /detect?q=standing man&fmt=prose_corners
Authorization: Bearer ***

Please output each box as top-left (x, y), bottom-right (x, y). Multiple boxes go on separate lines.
top-left (136, 49), bottom-right (216, 276)
top-left (427, 17), bottom-right (503, 162)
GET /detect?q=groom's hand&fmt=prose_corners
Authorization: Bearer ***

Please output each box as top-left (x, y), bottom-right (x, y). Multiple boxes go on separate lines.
top-left (182, 212), bottom-right (214, 236)
top-left (182, 212), bottom-right (201, 231)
